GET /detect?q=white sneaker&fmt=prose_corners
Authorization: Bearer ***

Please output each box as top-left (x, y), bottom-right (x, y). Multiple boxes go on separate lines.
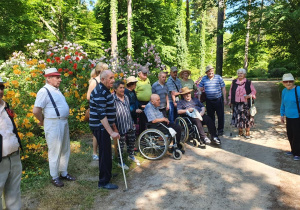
top-left (128, 155), bottom-right (140, 166)
top-left (213, 137), bottom-right (221, 145)
top-left (118, 163), bottom-right (129, 170)
top-left (204, 137), bottom-right (211, 144)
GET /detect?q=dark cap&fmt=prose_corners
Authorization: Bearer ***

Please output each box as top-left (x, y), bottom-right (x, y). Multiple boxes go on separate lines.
top-left (170, 66), bottom-right (178, 72)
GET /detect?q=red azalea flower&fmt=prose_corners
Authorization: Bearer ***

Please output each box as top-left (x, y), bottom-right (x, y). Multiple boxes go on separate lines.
top-left (58, 68), bottom-right (63, 72)
top-left (64, 46), bottom-right (68, 50)
top-left (64, 69), bottom-right (69, 72)
top-left (90, 64), bottom-right (94, 68)
top-left (50, 53), bottom-right (54, 57)
top-left (75, 51), bottom-right (78, 55)
top-left (46, 58), bottom-right (51, 62)
top-left (69, 61), bottom-right (72, 64)
top-left (55, 57), bottom-right (60, 61)
top-left (76, 57), bottom-right (79, 61)
top-left (73, 63), bottom-right (77, 70)
top-left (51, 60), bottom-right (55, 63)
top-left (68, 71), bottom-right (73, 75)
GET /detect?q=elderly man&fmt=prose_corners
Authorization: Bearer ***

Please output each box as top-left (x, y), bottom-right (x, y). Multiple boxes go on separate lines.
top-left (0, 77), bottom-right (22, 209)
top-left (152, 71), bottom-right (169, 118)
top-left (166, 66), bottom-right (182, 123)
top-left (144, 94), bottom-right (182, 147)
top-left (177, 87), bottom-right (221, 145)
top-left (135, 66), bottom-right (152, 133)
top-left (33, 68), bottom-right (76, 187)
top-left (89, 70), bottom-right (120, 190)
top-left (199, 65), bottom-right (227, 136)
top-left (114, 81), bottom-right (140, 168)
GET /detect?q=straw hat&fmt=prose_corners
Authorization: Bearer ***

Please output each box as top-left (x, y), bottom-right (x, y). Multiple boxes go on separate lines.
top-left (44, 68), bottom-right (61, 77)
top-left (282, 73), bottom-right (294, 81)
top-left (0, 76), bottom-right (6, 84)
top-left (126, 76), bottom-right (138, 84)
top-left (180, 87), bottom-right (193, 95)
top-left (205, 65), bottom-right (214, 73)
top-left (179, 70), bottom-right (191, 78)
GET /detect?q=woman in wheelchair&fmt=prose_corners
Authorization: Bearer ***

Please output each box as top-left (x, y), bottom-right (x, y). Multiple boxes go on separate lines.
top-left (177, 87), bottom-right (221, 145)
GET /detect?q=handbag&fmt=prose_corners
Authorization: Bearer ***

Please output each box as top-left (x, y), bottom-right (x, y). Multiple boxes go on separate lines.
top-left (249, 96), bottom-right (257, 117)
top-left (84, 108), bottom-right (90, 122)
top-left (295, 86), bottom-right (300, 116)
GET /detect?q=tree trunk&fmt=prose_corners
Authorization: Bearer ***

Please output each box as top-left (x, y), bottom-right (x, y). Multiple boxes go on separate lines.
top-left (176, 0), bottom-right (188, 69)
top-left (199, 11), bottom-right (206, 75)
top-left (243, 0), bottom-right (252, 71)
top-left (257, 0), bottom-right (264, 43)
top-left (216, 0), bottom-right (225, 76)
top-left (127, 0), bottom-right (132, 58)
top-left (186, 0), bottom-right (190, 44)
top-left (110, 0), bottom-right (118, 70)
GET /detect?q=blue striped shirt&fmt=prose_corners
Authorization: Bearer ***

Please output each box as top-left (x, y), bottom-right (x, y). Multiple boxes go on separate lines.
top-left (152, 81), bottom-right (169, 109)
top-left (199, 75), bottom-right (225, 99)
top-left (166, 77), bottom-right (182, 101)
top-left (89, 82), bottom-right (116, 130)
top-left (144, 102), bottom-right (164, 122)
top-left (114, 94), bottom-right (134, 135)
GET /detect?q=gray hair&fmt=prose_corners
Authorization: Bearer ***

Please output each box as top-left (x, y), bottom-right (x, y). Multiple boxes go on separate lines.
top-left (237, 68), bottom-right (247, 75)
top-left (100, 70), bottom-right (112, 81)
top-left (158, 71), bottom-right (167, 77)
top-left (113, 80), bottom-right (125, 90)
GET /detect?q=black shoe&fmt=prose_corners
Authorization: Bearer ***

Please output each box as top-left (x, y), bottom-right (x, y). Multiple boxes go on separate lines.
top-left (51, 178), bottom-right (64, 187)
top-left (99, 183), bottom-right (119, 190)
top-left (217, 131), bottom-right (224, 136)
top-left (112, 173), bottom-right (118, 178)
top-left (60, 174), bottom-right (76, 181)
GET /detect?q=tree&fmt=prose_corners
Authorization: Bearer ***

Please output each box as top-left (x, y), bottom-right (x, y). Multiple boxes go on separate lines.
top-left (176, 0), bottom-right (188, 69)
top-left (127, 0), bottom-right (133, 57)
top-left (243, 0), bottom-right (252, 71)
top-left (216, 0), bottom-right (225, 76)
top-left (110, 0), bottom-right (118, 70)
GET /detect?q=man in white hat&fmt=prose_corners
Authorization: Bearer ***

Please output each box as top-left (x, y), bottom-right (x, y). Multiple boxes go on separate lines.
top-left (33, 68), bottom-right (76, 187)
top-left (199, 65), bottom-right (227, 136)
top-left (0, 77), bottom-right (23, 209)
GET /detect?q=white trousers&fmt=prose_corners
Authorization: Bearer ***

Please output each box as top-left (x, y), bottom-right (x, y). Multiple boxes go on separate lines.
top-left (44, 118), bottom-right (70, 179)
top-left (0, 151), bottom-right (22, 210)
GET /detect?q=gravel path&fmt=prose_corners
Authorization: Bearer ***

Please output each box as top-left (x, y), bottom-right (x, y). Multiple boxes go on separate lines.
top-left (93, 81), bottom-right (300, 210)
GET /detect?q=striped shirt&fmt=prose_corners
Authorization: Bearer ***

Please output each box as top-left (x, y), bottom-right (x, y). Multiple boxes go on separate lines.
top-left (144, 102), bottom-right (164, 122)
top-left (199, 75), bottom-right (225, 100)
top-left (152, 81), bottom-right (169, 109)
top-left (89, 82), bottom-right (116, 130)
top-left (166, 77), bottom-right (182, 101)
top-left (114, 94), bottom-right (134, 135)
top-left (177, 98), bottom-right (204, 113)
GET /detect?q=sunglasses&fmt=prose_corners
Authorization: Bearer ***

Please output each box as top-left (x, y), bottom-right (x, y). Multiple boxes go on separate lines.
top-left (0, 85), bottom-right (5, 90)
top-left (283, 80), bottom-right (294, 84)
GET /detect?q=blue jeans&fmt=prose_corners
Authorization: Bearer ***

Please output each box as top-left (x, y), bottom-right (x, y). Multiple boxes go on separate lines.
top-left (168, 102), bottom-right (178, 124)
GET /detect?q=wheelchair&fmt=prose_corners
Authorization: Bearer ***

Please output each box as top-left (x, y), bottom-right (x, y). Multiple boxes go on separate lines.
top-left (175, 115), bottom-right (209, 148)
top-left (138, 123), bottom-right (185, 160)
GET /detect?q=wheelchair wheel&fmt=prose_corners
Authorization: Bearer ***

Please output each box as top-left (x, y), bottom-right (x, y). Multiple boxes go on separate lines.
top-left (173, 149), bottom-right (182, 160)
top-left (138, 129), bottom-right (168, 160)
top-left (175, 117), bottom-right (189, 143)
top-left (193, 139), bottom-right (199, 147)
top-left (177, 142), bottom-right (185, 154)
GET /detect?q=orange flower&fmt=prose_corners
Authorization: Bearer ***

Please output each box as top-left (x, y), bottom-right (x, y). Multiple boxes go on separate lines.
top-left (26, 132), bottom-right (34, 138)
top-left (114, 73), bottom-right (118, 78)
top-left (13, 69), bottom-right (21, 75)
top-left (11, 80), bottom-right (19, 88)
top-left (119, 72), bottom-right (124, 77)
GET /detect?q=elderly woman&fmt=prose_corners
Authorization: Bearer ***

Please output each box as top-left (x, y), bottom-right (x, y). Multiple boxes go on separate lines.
top-left (87, 62), bottom-right (109, 161)
top-left (228, 68), bottom-right (256, 138)
top-left (179, 69), bottom-right (197, 97)
top-left (280, 73), bottom-right (300, 161)
top-left (0, 77), bottom-right (23, 209)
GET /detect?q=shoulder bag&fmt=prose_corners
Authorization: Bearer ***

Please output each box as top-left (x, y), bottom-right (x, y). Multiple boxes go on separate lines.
top-left (295, 86), bottom-right (300, 117)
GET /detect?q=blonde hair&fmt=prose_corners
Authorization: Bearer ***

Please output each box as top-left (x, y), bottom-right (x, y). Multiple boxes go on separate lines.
top-left (89, 62), bottom-right (109, 83)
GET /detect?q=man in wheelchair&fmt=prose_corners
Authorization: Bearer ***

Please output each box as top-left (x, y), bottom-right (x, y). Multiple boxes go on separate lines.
top-left (177, 87), bottom-right (221, 145)
top-left (144, 94), bottom-right (182, 148)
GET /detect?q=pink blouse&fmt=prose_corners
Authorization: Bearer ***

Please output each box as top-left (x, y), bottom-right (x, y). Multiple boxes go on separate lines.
top-left (228, 78), bottom-right (256, 103)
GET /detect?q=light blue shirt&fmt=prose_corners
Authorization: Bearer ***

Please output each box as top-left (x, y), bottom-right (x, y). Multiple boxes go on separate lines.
top-left (199, 75), bottom-right (225, 100)
top-left (280, 86), bottom-right (300, 118)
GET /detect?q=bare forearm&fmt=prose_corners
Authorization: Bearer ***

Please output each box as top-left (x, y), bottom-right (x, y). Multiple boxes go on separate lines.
top-left (33, 107), bottom-right (43, 124)
top-left (100, 117), bottom-right (114, 135)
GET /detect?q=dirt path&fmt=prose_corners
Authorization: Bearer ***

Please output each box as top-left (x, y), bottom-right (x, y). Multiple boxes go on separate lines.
top-left (92, 81), bottom-right (300, 210)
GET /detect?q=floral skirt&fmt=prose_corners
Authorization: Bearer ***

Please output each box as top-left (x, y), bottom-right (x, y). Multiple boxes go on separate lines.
top-left (231, 102), bottom-right (254, 128)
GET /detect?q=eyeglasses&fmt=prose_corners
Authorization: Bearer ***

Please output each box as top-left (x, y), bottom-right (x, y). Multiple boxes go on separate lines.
top-left (0, 85), bottom-right (5, 90)
top-left (283, 81), bottom-right (294, 84)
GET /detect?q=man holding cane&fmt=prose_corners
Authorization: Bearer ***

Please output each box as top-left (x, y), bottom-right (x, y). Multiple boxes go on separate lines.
top-left (89, 70), bottom-right (120, 190)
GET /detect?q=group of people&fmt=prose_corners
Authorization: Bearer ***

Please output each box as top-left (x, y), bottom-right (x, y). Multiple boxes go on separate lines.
top-left (1, 61), bottom-right (299, 208)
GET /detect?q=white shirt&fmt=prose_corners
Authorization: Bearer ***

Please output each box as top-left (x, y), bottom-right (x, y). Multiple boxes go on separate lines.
top-left (0, 101), bottom-right (20, 157)
top-left (34, 84), bottom-right (69, 119)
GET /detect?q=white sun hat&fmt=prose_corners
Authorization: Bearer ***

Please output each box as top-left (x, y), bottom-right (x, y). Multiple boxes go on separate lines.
top-left (282, 73), bottom-right (294, 81)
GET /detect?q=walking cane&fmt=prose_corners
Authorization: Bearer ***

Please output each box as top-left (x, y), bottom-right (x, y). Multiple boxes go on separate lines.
top-left (117, 138), bottom-right (128, 192)
top-left (230, 105), bottom-right (233, 137)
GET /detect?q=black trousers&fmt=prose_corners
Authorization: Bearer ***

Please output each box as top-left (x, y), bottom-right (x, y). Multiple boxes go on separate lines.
top-left (139, 101), bottom-right (149, 134)
top-left (189, 115), bottom-right (217, 139)
top-left (286, 117), bottom-right (300, 156)
top-left (93, 129), bottom-right (112, 186)
top-left (206, 97), bottom-right (224, 133)
top-left (148, 122), bottom-right (181, 144)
